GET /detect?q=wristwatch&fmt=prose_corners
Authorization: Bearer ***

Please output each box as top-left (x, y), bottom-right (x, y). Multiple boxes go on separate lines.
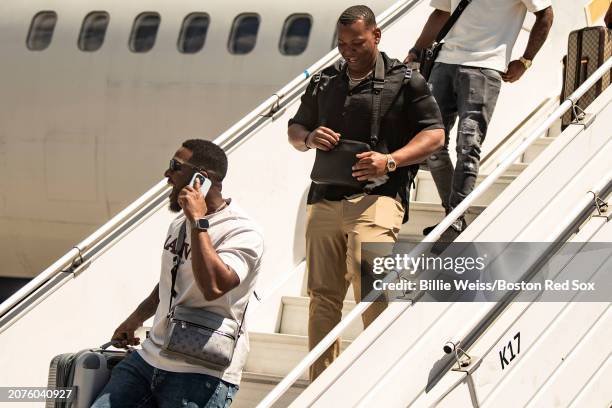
top-left (386, 154), bottom-right (397, 173)
top-left (192, 218), bottom-right (209, 231)
top-left (519, 57), bottom-right (532, 70)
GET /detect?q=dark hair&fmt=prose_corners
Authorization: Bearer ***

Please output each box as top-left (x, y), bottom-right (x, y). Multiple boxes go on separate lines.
top-left (338, 5), bottom-right (376, 27)
top-left (182, 139), bottom-right (228, 182)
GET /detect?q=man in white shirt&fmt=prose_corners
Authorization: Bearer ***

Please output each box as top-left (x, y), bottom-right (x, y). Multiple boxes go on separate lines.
top-left (92, 139), bottom-right (264, 408)
top-left (405, 0), bottom-right (554, 241)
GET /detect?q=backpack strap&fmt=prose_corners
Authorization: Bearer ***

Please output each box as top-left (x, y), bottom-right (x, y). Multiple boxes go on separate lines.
top-left (370, 52), bottom-right (386, 148)
top-left (404, 67), bottom-right (413, 82)
top-left (311, 73), bottom-right (323, 97)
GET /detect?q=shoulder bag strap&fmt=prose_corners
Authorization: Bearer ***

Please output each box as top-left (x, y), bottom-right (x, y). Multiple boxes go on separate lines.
top-left (434, 0), bottom-right (473, 44)
top-left (370, 52), bottom-right (386, 148)
top-left (235, 299), bottom-right (250, 338)
top-left (168, 220), bottom-right (188, 314)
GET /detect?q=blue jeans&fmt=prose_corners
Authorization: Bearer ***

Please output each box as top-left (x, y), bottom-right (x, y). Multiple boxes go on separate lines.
top-left (91, 352), bottom-right (239, 408)
top-left (426, 63), bottom-right (502, 213)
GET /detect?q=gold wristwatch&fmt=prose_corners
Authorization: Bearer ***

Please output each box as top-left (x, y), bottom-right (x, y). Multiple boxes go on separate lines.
top-left (519, 57), bottom-right (532, 70)
top-left (386, 154), bottom-right (397, 173)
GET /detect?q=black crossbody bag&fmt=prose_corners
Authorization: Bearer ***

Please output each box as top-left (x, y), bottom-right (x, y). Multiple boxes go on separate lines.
top-left (310, 52), bottom-right (389, 189)
top-left (419, 0), bottom-right (472, 81)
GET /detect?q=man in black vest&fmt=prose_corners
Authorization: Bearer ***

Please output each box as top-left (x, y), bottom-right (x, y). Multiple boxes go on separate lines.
top-left (288, 5), bottom-right (444, 381)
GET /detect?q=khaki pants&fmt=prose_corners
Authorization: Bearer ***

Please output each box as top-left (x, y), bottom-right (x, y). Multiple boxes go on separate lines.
top-left (306, 194), bottom-right (404, 381)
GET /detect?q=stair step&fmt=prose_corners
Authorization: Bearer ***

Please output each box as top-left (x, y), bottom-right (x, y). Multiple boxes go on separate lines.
top-left (414, 171), bottom-right (514, 206)
top-left (245, 332), bottom-right (351, 382)
top-left (521, 136), bottom-right (555, 163)
top-left (502, 162), bottom-right (529, 177)
top-left (402, 201), bottom-right (486, 238)
top-left (546, 118), bottom-right (563, 138)
top-left (279, 296), bottom-right (362, 341)
top-left (232, 372), bottom-right (308, 408)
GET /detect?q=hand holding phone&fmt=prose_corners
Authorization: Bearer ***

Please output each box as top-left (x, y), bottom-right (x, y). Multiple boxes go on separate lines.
top-left (189, 172), bottom-right (212, 197)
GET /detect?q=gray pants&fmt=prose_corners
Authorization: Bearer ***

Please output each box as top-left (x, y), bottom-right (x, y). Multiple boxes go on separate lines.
top-left (427, 63), bottom-right (502, 213)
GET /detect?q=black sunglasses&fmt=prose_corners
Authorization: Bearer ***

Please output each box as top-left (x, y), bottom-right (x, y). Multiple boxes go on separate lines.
top-left (167, 158), bottom-right (217, 181)
top-left (168, 158), bottom-right (204, 173)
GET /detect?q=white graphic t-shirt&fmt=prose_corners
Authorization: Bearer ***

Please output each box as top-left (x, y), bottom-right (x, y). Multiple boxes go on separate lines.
top-left (430, 0), bottom-right (552, 72)
top-left (139, 200), bottom-right (264, 385)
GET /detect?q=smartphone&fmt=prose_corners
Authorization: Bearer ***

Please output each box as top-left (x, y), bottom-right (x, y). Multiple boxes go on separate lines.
top-left (189, 172), bottom-right (212, 197)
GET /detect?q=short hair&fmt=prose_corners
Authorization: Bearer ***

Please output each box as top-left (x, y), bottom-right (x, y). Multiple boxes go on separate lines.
top-left (338, 5), bottom-right (376, 27)
top-left (182, 139), bottom-right (228, 181)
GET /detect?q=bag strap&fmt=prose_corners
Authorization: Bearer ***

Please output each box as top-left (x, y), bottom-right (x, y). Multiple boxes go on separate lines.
top-left (434, 0), bottom-right (472, 43)
top-left (374, 62), bottom-right (417, 154)
top-left (370, 52), bottom-right (386, 148)
top-left (313, 52), bottom-right (401, 150)
top-left (167, 220), bottom-right (251, 337)
top-left (311, 60), bottom-right (343, 126)
top-left (235, 300), bottom-right (250, 338)
top-left (168, 220), bottom-right (188, 314)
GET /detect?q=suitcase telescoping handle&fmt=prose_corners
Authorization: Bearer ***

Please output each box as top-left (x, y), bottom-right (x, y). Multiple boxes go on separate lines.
top-left (100, 341), bottom-right (135, 351)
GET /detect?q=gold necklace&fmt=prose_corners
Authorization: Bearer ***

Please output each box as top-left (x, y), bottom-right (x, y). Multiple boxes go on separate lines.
top-left (347, 69), bottom-right (372, 83)
top-left (212, 200), bottom-right (228, 214)
top-left (206, 199), bottom-right (228, 216)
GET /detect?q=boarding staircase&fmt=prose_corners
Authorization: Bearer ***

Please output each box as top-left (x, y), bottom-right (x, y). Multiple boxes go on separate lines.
top-left (286, 80), bottom-right (612, 407)
top-left (0, 0), bottom-right (607, 407)
top-left (233, 97), bottom-right (562, 408)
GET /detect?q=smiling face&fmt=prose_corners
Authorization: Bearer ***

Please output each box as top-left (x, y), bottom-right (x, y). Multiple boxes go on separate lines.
top-left (336, 19), bottom-right (380, 76)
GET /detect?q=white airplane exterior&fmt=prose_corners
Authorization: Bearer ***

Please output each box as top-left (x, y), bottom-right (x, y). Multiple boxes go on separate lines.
top-left (0, 0), bottom-right (397, 286)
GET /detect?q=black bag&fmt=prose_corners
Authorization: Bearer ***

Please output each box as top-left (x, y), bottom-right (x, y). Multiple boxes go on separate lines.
top-left (561, 26), bottom-right (612, 129)
top-left (419, 0), bottom-right (472, 81)
top-left (310, 52), bottom-right (389, 189)
top-left (310, 139), bottom-right (371, 188)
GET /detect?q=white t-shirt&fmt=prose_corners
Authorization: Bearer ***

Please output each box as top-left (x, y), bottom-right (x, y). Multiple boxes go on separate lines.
top-left (139, 200), bottom-right (264, 385)
top-left (430, 0), bottom-right (552, 72)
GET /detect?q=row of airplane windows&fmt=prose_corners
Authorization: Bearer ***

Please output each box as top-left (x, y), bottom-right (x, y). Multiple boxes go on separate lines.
top-left (27, 11), bottom-right (320, 55)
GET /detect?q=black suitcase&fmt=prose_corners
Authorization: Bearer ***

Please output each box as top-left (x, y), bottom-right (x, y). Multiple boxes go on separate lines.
top-left (46, 343), bottom-right (127, 408)
top-left (561, 26), bottom-right (612, 128)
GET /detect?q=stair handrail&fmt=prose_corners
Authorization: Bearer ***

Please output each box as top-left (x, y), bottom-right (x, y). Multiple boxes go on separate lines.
top-left (480, 95), bottom-right (559, 167)
top-left (256, 56), bottom-right (612, 408)
top-left (356, 169), bottom-right (612, 408)
top-left (0, 0), bottom-right (425, 328)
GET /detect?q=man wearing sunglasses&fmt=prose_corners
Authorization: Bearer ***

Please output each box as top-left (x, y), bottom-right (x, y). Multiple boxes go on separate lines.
top-left (92, 139), bottom-right (264, 408)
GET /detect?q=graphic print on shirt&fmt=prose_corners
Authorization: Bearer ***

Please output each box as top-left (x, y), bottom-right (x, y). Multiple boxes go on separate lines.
top-left (163, 234), bottom-right (191, 261)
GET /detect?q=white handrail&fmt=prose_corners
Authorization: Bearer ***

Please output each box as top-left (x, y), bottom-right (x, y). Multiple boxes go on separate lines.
top-left (0, 179), bottom-right (170, 319)
top-left (256, 56), bottom-right (612, 408)
top-left (356, 168), bottom-right (612, 408)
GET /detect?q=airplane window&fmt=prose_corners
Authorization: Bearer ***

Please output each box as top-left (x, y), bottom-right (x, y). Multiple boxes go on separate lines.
top-left (279, 14), bottom-right (312, 56)
top-left (27, 11), bottom-right (57, 51)
top-left (78, 12), bottom-right (110, 52)
top-left (228, 13), bottom-right (260, 55)
top-left (129, 12), bottom-right (160, 53)
top-left (178, 13), bottom-right (210, 54)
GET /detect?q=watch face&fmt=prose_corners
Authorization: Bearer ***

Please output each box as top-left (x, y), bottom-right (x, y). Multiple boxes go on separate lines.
top-left (196, 219), bottom-right (209, 230)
